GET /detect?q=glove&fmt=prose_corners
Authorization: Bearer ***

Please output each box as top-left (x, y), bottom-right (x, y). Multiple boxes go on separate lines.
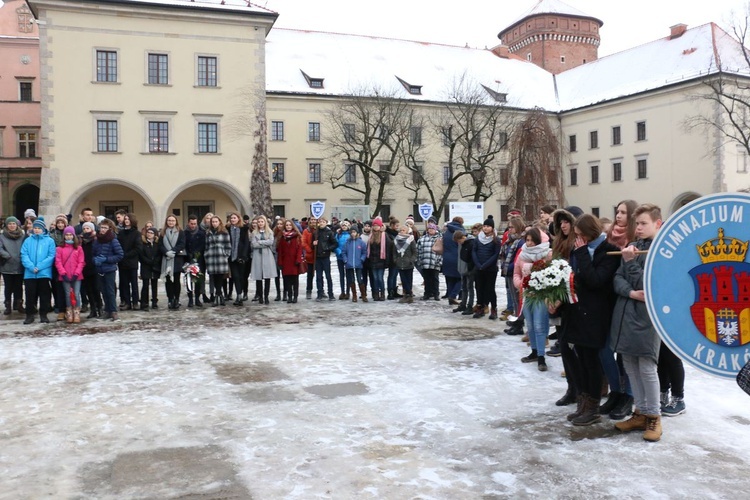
top-left (166, 250), bottom-right (176, 258)
top-left (71, 274), bottom-right (79, 282)
top-left (61, 274), bottom-right (70, 282)
top-left (94, 256), bottom-right (105, 265)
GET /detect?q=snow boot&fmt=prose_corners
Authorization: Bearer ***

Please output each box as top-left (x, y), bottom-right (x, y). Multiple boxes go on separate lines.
top-left (609, 394), bottom-right (634, 420)
top-left (23, 314), bottom-right (34, 325)
top-left (351, 284), bottom-right (358, 303)
top-left (643, 414), bottom-right (662, 442)
top-left (488, 308), bottom-right (498, 320)
top-left (73, 308), bottom-right (81, 324)
top-left (555, 387), bottom-right (577, 406)
top-left (572, 395), bottom-right (602, 426)
top-left (151, 299), bottom-right (159, 309)
top-left (65, 307), bottom-right (74, 324)
top-left (599, 392), bottom-right (621, 415)
top-left (662, 396), bottom-right (686, 417)
top-left (359, 284), bottom-right (368, 303)
top-left (3, 301), bottom-right (11, 315)
top-left (614, 411), bottom-right (647, 432)
top-left (187, 292), bottom-right (194, 308)
top-left (14, 299), bottom-right (25, 314)
top-left (567, 395), bottom-right (586, 422)
top-left (195, 294), bottom-right (203, 308)
top-left (521, 350), bottom-right (538, 363)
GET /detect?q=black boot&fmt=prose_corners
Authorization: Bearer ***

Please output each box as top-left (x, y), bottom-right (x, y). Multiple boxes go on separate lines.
top-left (195, 294), bottom-right (203, 307)
top-left (609, 394), bottom-right (634, 420)
top-left (187, 292), bottom-right (194, 308)
top-left (599, 392), bottom-right (621, 415)
top-left (24, 314), bottom-right (34, 324)
top-left (3, 302), bottom-right (11, 315)
top-left (274, 277), bottom-right (281, 301)
top-left (555, 387), bottom-right (577, 406)
top-left (151, 299), bottom-right (158, 310)
top-left (219, 294), bottom-right (226, 306)
top-left (14, 299), bottom-right (25, 314)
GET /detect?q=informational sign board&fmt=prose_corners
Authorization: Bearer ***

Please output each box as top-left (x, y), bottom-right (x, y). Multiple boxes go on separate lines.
top-left (645, 193), bottom-right (750, 378)
top-left (418, 203), bottom-right (434, 222)
top-left (449, 202), bottom-right (484, 226)
top-left (331, 205), bottom-right (370, 224)
top-left (310, 201), bottom-right (325, 219)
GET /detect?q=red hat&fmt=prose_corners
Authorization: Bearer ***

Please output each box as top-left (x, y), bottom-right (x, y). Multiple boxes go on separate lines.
top-left (372, 216), bottom-right (384, 228)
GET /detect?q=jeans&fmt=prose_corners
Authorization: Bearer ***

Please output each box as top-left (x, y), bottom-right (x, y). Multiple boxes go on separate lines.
top-left (399, 268), bottom-right (414, 295)
top-left (459, 273), bottom-right (475, 309)
top-left (371, 268), bottom-right (385, 294)
top-left (119, 267), bottom-right (139, 305)
top-left (345, 268), bottom-right (364, 287)
top-left (505, 275), bottom-right (519, 314)
top-left (622, 355), bottom-right (660, 415)
top-left (445, 276), bottom-right (461, 299)
top-left (61, 280), bottom-right (82, 308)
top-left (315, 257), bottom-right (333, 297)
top-left (97, 272), bottom-right (117, 313)
top-left (387, 266), bottom-right (399, 293)
top-left (600, 342), bottom-right (631, 395)
top-left (337, 258), bottom-right (347, 294)
top-left (524, 300), bottom-right (549, 355)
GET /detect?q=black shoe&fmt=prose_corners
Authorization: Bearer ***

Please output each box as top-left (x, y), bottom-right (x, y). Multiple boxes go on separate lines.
top-left (316, 296), bottom-right (325, 302)
top-left (387, 292), bottom-right (395, 300)
top-left (472, 311), bottom-right (484, 318)
top-left (546, 343), bottom-right (562, 357)
top-left (3, 304), bottom-right (11, 315)
top-left (242, 293), bottom-right (249, 301)
top-left (151, 302), bottom-right (158, 310)
top-left (506, 326), bottom-right (524, 336)
top-left (441, 294), bottom-right (449, 298)
top-left (40, 315), bottom-right (50, 323)
top-left (264, 297), bottom-right (270, 305)
top-left (521, 351), bottom-right (538, 363)
top-left (549, 331), bottom-right (558, 340)
top-left (393, 291), bottom-right (403, 298)
top-left (461, 309), bottom-right (474, 315)
top-left (87, 309), bottom-right (100, 319)
top-left (555, 388), bottom-right (577, 406)
top-left (252, 295), bottom-right (261, 302)
top-left (233, 299), bottom-right (243, 306)
top-left (139, 304), bottom-right (149, 311)
top-left (23, 315), bottom-right (34, 324)
top-left (328, 295), bottom-right (335, 301)
top-left (599, 392), bottom-right (622, 415)
top-left (452, 305), bottom-right (466, 313)
top-left (195, 298), bottom-right (203, 308)
top-left (275, 294), bottom-right (281, 302)
top-left (609, 394), bottom-right (634, 420)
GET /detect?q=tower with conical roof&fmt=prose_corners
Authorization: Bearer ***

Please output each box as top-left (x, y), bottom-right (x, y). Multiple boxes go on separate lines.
top-left (497, 0), bottom-right (602, 74)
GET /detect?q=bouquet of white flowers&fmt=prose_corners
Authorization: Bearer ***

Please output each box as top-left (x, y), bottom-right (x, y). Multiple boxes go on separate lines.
top-left (522, 258), bottom-right (577, 307)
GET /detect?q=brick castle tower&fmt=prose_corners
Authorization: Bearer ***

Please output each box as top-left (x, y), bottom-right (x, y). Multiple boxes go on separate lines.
top-left (497, 0), bottom-right (603, 74)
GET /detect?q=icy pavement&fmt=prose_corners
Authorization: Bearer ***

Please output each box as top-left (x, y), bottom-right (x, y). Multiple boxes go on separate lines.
top-left (1, 296), bottom-right (750, 499)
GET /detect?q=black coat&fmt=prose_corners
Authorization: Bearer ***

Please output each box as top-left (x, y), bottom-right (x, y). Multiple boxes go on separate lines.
top-left (314, 226), bottom-right (338, 259)
top-left (560, 240), bottom-right (620, 349)
top-left (185, 228), bottom-right (207, 264)
top-left (228, 225), bottom-right (249, 263)
top-left (138, 240), bottom-right (162, 280)
top-left (80, 236), bottom-right (97, 278)
top-left (117, 227), bottom-right (142, 270)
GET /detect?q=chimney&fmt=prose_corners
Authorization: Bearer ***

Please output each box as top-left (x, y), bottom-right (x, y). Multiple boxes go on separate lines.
top-left (491, 44), bottom-right (510, 59)
top-left (670, 23), bottom-right (688, 39)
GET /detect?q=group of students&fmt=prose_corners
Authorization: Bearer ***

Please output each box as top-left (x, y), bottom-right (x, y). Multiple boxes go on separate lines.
top-left (490, 202), bottom-right (685, 442)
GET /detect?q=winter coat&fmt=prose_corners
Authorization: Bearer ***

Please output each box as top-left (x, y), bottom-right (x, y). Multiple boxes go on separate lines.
top-left (301, 228), bottom-right (316, 264)
top-left (417, 232), bottom-right (443, 270)
top-left (610, 239), bottom-right (660, 362)
top-left (250, 230), bottom-right (277, 279)
top-left (393, 236), bottom-right (417, 270)
top-left (314, 226), bottom-right (338, 259)
top-left (80, 235), bottom-right (97, 278)
top-left (227, 225), bottom-right (249, 264)
top-left (117, 227), bottom-right (142, 270)
top-left (21, 232), bottom-right (57, 280)
top-left (500, 234), bottom-right (522, 277)
top-left (341, 237), bottom-right (367, 269)
top-left (276, 234), bottom-right (303, 276)
top-left (457, 236), bottom-right (476, 276)
top-left (92, 231), bottom-right (124, 274)
top-left (204, 230), bottom-right (231, 275)
top-left (0, 229), bottom-right (25, 274)
top-left (159, 229), bottom-right (186, 278)
top-left (184, 227), bottom-right (207, 264)
top-left (367, 232), bottom-right (394, 269)
top-left (559, 239), bottom-right (619, 349)
top-left (138, 240), bottom-right (162, 280)
top-left (472, 233), bottom-right (501, 271)
top-left (441, 221), bottom-right (464, 278)
top-left (335, 231), bottom-right (351, 260)
top-left (55, 244), bottom-right (85, 281)
top-left (49, 227), bottom-right (65, 247)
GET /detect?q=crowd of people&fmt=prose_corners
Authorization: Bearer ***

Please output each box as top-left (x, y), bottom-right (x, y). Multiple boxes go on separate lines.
top-left (0, 202), bottom-right (686, 441)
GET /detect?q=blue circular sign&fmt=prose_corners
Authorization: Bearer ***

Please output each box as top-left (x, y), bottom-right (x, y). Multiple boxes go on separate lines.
top-left (645, 193), bottom-right (750, 378)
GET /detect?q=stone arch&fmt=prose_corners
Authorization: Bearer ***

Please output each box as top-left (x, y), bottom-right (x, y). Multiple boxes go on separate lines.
top-left (163, 178), bottom-right (251, 224)
top-left (669, 191), bottom-right (702, 215)
top-left (65, 179), bottom-right (158, 222)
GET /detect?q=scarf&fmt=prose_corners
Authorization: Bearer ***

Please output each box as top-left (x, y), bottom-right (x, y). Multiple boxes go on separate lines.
top-left (587, 233), bottom-right (607, 258)
top-left (478, 231), bottom-right (496, 245)
top-left (367, 231), bottom-right (386, 260)
top-left (608, 224), bottom-right (629, 249)
top-left (3, 226), bottom-right (24, 240)
top-left (96, 230), bottom-right (115, 243)
top-left (161, 227), bottom-right (180, 279)
top-left (394, 234), bottom-right (413, 256)
top-left (230, 225), bottom-right (240, 261)
top-left (283, 230), bottom-right (296, 240)
top-left (519, 241), bottom-right (550, 263)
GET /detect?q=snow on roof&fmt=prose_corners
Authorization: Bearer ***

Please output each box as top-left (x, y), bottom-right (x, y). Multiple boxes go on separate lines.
top-left (503, 0), bottom-right (602, 33)
top-left (94, 0), bottom-right (276, 16)
top-left (265, 28), bottom-right (559, 111)
top-left (555, 23), bottom-right (750, 111)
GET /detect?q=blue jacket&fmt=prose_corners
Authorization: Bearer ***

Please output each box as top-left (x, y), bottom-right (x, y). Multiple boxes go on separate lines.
top-left (92, 233), bottom-right (124, 273)
top-left (341, 237), bottom-right (367, 269)
top-left (335, 231), bottom-right (351, 259)
top-left (472, 234), bottom-right (501, 270)
top-left (441, 221), bottom-right (464, 278)
top-left (21, 232), bottom-right (57, 280)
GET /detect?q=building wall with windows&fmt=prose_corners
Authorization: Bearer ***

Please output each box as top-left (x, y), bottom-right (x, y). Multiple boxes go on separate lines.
top-left (30, 0), bottom-right (275, 224)
top-left (0, 0), bottom-right (42, 221)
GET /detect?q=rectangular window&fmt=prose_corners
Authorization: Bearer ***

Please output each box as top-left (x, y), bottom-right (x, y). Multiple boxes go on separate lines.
top-left (500, 167), bottom-right (509, 186)
top-left (591, 207), bottom-right (600, 217)
top-left (498, 131), bottom-right (508, 149)
top-left (612, 126), bottom-right (621, 145)
top-left (19, 82), bottom-right (32, 102)
top-left (271, 162), bottom-right (285, 183)
top-left (97, 120), bottom-right (118, 152)
top-left (637, 121), bottom-right (647, 141)
top-left (308, 122), bottom-right (321, 142)
top-left (378, 126), bottom-right (390, 142)
top-left (273, 205), bottom-right (286, 218)
top-left (441, 127), bottom-right (452, 146)
top-left (379, 162), bottom-right (390, 184)
top-left (570, 167), bottom-right (578, 186)
top-left (308, 162), bottom-right (321, 183)
top-left (197, 56), bottom-right (217, 87)
top-left (147, 53), bottom-right (168, 85)
top-left (442, 163), bottom-right (452, 185)
top-left (501, 204), bottom-right (509, 221)
top-left (410, 126), bottom-right (422, 146)
top-left (197, 122), bottom-right (218, 153)
top-left (590, 164), bottom-right (599, 184)
top-left (18, 131), bottom-right (37, 158)
top-left (612, 162), bottom-right (622, 181)
top-left (637, 158), bottom-right (648, 179)
top-left (344, 163), bottom-right (357, 183)
top-left (589, 130), bottom-right (598, 149)
top-left (148, 121), bottom-right (169, 153)
top-left (96, 50), bottom-right (117, 82)
top-left (569, 134), bottom-right (577, 152)
top-left (270, 121), bottom-right (284, 141)
top-left (411, 163), bottom-right (423, 184)
top-left (344, 123), bottom-right (355, 143)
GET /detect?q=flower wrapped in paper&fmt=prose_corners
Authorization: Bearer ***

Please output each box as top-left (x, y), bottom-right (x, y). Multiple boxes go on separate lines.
top-left (522, 258), bottom-right (577, 307)
top-left (182, 262), bottom-right (204, 292)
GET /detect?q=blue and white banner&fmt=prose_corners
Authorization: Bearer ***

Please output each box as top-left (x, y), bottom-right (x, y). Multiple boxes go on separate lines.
top-left (310, 201), bottom-right (325, 220)
top-left (418, 203), bottom-right (434, 222)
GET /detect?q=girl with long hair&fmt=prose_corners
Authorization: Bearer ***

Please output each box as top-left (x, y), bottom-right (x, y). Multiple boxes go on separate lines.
top-left (276, 219), bottom-right (303, 303)
top-left (204, 215), bottom-right (231, 307)
top-left (251, 215), bottom-right (277, 305)
top-left (226, 212), bottom-right (249, 305)
top-left (159, 214), bottom-right (186, 309)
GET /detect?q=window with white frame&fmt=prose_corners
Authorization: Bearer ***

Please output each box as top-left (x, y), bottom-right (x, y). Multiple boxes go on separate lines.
top-left (636, 121), bottom-right (647, 141)
top-left (442, 163), bottom-right (452, 184)
top-left (308, 162), bottom-right (322, 183)
top-left (636, 155), bottom-right (648, 179)
top-left (140, 111), bottom-right (176, 153)
top-left (379, 161), bottom-right (391, 183)
top-left (411, 162), bottom-right (424, 184)
top-left (612, 126), bottom-right (621, 146)
top-left (17, 129), bottom-right (38, 158)
top-left (147, 52), bottom-right (169, 85)
top-left (194, 114), bottom-right (221, 154)
top-left (569, 166), bottom-right (578, 186)
top-left (410, 126), bottom-right (422, 146)
top-left (270, 121), bottom-right (284, 141)
top-left (441, 127), bottom-right (452, 146)
top-left (344, 163), bottom-right (357, 183)
top-left (95, 49), bottom-right (118, 83)
top-left (737, 145), bottom-right (748, 173)
top-left (18, 80), bottom-right (33, 102)
top-left (91, 111), bottom-right (122, 153)
top-left (308, 122), bottom-right (321, 142)
top-left (612, 160), bottom-right (622, 181)
top-left (196, 55), bottom-right (218, 87)
top-left (590, 163), bottom-right (599, 184)
top-left (272, 162), bottom-right (285, 183)
top-left (344, 123), bottom-right (355, 143)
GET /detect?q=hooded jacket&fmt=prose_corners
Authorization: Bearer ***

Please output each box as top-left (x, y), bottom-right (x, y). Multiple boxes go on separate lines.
top-left (21, 229), bottom-right (57, 280)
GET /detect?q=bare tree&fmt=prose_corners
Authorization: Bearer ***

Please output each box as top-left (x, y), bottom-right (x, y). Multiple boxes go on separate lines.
top-left (323, 86), bottom-right (413, 218)
top-left (401, 75), bottom-right (514, 221)
top-left (506, 108), bottom-right (563, 217)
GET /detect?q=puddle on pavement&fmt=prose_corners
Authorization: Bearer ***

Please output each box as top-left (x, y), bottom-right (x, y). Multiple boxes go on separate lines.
top-left (730, 415), bottom-right (750, 426)
top-left (487, 415), bottom-right (618, 442)
top-left (80, 445), bottom-right (252, 498)
top-left (304, 381), bottom-right (369, 399)
top-left (361, 441), bottom-right (415, 459)
top-left (213, 362), bottom-right (290, 385)
top-left (238, 386), bottom-right (299, 403)
top-left (420, 326), bottom-right (501, 341)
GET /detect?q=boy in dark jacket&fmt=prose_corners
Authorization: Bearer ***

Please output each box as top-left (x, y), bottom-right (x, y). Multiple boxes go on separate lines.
top-left (313, 217), bottom-right (338, 301)
top-left (138, 227), bottom-right (162, 310)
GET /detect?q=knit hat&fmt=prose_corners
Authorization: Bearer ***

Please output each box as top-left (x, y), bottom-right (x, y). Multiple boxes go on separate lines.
top-left (32, 218), bottom-right (47, 231)
top-left (508, 208), bottom-right (521, 216)
top-left (63, 226), bottom-right (76, 237)
top-left (349, 225), bottom-right (359, 234)
top-left (82, 222), bottom-right (95, 232)
top-left (24, 209), bottom-right (36, 219)
top-left (56, 213), bottom-right (68, 224)
top-left (146, 227), bottom-right (158, 235)
top-left (405, 215), bottom-right (415, 224)
top-left (483, 215), bottom-right (495, 228)
top-left (372, 217), bottom-right (384, 228)
top-left (96, 215), bottom-right (105, 224)
top-left (5, 216), bottom-right (19, 225)
top-left (363, 220), bottom-right (372, 227)
top-left (340, 220), bottom-right (351, 229)
top-left (427, 223), bottom-right (438, 231)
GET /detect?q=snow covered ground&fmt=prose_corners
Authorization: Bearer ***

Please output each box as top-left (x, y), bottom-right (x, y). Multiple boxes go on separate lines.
top-left (1, 283), bottom-right (750, 499)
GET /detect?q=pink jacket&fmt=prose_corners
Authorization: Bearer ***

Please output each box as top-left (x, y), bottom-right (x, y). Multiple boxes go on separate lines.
top-left (55, 245), bottom-right (85, 281)
top-left (512, 231), bottom-right (552, 292)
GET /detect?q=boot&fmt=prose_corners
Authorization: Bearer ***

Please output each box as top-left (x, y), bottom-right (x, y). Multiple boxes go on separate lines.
top-left (23, 314), bottom-right (34, 325)
top-left (351, 284), bottom-right (358, 303)
top-left (306, 291), bottom-right (312, 300)
top-left (195, 294), bottom-right (203, 308)
top-left (40, 313), bottom-right (50, 323)
top-left (567, 395), bottom-right (586, 421)
top-left (3, 301), bottom-right (11, 315)
top-left (404, 294), bottom-right (414, 304)
top-left (275, 278), bottom-right (281, 301)
top-left (87, 307), bottom-right (99, 319)
top-left (338, 293), bottom-right (347, 300)
top-left (614, 410), bottom-right (647, 432)
top-left (609, 394), bottom-right (634, 420)
top-left (57, 311), bottom-right (66, 322)
top-left (15, 299), bottom-right (25, 314)
top-left (111, 312), bottom-right (120, 322)
top-left (151, 299), bottom-right (158, 310)
top-left (555, 387), bottom-right (577, 406)
top-left (398, 294), bottom-right (409, 303)
top-left (264, 288), bottom-right (270, 305)
top-left (212, 295), bottom-right (219, 307)
top-left (572, 395), bottom-right (601, 426)
top-left (359, 284), bottom-right (368, 303)
top-left (65, 307), bottom-right (73, 324)
top-left (187, 292), bottom-right (194, 308)
top-left (140, 303), bottom-right (149, 311)
top-left (387, 291), bottom-right (394, 300)
top-left (599, 392), bottom-right (621, 415)
top-left (643, 414), bottom-right (662, 442)
top-left (73, 308), bottom-right (81, 324)
top-left (219, 293), bottom-right (226, 306)
top-left (252, 291), bottom-right (261, 302)
top-left (488, 308), bottom-right (498, 320)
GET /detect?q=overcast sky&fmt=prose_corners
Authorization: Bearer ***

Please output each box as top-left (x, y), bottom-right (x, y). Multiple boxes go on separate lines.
top-left (260, 0), bottom-right (747, 56)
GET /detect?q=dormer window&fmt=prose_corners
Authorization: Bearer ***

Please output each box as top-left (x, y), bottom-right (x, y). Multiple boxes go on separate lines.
top-left (481, 85), bottom-right (507, 103)
top-left (396, 76), bottom-right (422, 95)
top-left (300, 70), bottom-right (324, 89)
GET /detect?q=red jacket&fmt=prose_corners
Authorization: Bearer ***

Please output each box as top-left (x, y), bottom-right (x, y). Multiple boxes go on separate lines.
top-left (301, 228), bottom-right (316, 264)
top-left (277, 234), bottom-right (303, 275)
top-left (55, 244), bottom-right (85, 280)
